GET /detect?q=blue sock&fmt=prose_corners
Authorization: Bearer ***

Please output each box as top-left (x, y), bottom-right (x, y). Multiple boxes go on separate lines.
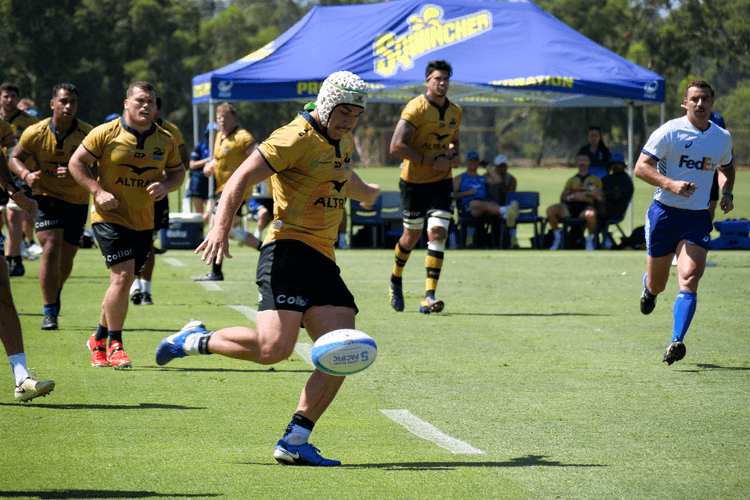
top-left (672, 291), bottom-right (697, 343)
top-left (43, 305), bottom-right (58, 316)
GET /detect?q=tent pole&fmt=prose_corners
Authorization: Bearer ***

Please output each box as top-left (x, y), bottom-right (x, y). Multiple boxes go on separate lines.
top-left (207, 100), bottom-right (217, 219)
top-left (627, 103), bottom-right (634, 235)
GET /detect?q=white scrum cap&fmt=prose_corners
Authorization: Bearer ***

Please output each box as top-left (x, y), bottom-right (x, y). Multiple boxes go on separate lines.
top-left (315, 71), bottom-right (368, 127)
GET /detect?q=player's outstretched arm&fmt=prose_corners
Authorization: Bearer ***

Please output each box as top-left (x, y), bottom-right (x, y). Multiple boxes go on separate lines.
top-left (346, 171), bottom-right (380, 207)
top-left (196, 150), bottom-right (273, 265)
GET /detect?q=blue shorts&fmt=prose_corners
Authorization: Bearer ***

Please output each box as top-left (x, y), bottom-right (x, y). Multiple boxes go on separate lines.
top-left (645, 200), bottom-right (712, 258)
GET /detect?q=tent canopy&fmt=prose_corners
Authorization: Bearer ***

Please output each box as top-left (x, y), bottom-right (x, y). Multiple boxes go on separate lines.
top-left (192, 0), bottom-right (664, 108)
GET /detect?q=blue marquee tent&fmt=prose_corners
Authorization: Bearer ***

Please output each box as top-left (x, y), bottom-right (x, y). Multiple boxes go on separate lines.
top-left (191, 0), bottom-right (666, 232)
top-left (192, 0), bottom-right (664, 108)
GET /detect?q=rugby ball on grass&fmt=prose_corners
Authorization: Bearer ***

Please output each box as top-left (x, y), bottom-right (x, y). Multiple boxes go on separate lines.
top-left (311, 329), bottom-right (377, 376)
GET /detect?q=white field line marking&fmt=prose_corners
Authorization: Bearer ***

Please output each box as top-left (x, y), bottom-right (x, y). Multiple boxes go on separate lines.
top-left (380, 409), bottom-right (485, 455)
top-left (294, 342), bottom-right (314, 367)
top-left (162, 257), bottom-right (186, 267)
top-left (199, 281), bottom-right (222, 291)
top-left (226, 305), bottom-right (314, 367)
top-left (228, 305), bottom-right (257, 322)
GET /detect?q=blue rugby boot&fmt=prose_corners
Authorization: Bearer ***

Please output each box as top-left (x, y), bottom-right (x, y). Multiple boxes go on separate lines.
top-left (155, 320), bottom-right (207, 366)
top-left (273, 440), bottom-right (341, 466)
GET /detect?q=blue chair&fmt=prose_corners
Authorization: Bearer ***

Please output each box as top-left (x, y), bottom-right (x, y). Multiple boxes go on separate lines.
top-left (349, 197), bottom-right (383, 248)
top-left (505, 191), bottom-right (545, 249)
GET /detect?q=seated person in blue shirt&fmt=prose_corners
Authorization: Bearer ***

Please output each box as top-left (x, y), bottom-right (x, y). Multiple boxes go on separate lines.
top-left (598, 153), bottom-right (634, 248)
top-left (453, 151), bottom-right (518, 246)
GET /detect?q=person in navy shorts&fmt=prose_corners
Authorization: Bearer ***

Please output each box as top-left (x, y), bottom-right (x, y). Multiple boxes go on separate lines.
top-left (634, 80), bottom-right (734, 365)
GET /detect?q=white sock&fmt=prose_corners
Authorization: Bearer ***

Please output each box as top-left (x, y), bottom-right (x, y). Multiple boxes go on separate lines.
top-left (142, 280), bottom-right (152, 294)
top-left (130, 279), bottom-right (141, 295)
top-left (253, 227), bottom-right (262, 239)
top-left (499, 206), bottom-right (508, 217)
top-left (182, 331), bottom-right (208, 356)
top-left (283, 425), bottom-right (311, 445)
top-left (8, 353), bottom-right (30, 386)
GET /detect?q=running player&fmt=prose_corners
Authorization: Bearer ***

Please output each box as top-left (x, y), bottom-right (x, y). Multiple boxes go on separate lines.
top-left (635, 79), bottom-right (734, 365)
top-left (155, 71), bottom-right (379, 466)
top-left (8, 83), bottom-right (93, 330)
top-left (68, 81), bottom-right (185, 369)
top-left (1, 82), bottom-right (40, 276)
top-left (194, 103), bottom-right (260, 281)
top-left (388, 60), bottom-right (462, 314)
top-left (0, 150), bottom-right (55, 401)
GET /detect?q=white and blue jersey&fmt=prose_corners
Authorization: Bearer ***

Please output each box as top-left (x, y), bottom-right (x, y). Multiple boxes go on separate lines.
top-left (457, 173), bottom-right (487, 213)
top-left (642, 115), bottom-right (732, 210)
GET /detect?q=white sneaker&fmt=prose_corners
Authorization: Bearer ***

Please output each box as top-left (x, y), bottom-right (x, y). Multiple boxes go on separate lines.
top-left (585, 234), bottom-right (595, 251)
top-left (27, 243), bottom-right (42, 256)
top-left (505, 201), bottom-right (519, 228)
top-left (550, 230), bottom-right (563, 250)
top-left (15, 377), bottom-right (55, 402)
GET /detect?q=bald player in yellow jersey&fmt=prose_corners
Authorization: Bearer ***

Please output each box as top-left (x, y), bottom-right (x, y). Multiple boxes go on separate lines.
top-left (155, 71), bottom-right (380, 467)
top-left (388, 60), bottom-right (462, 315)
top-left (69, 81), bottom-right (184, 370)
top-left (194, 102), bottom-right (261, 281)
top-left (9, 83), bottom-right (93, 331)
top-left (1, 82), bottom-right (40, 277)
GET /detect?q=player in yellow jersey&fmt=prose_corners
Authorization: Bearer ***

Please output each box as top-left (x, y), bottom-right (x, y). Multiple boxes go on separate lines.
top-left (387, 60), bottom-right (462, 314)
top-left (9, 83), bottom-right (93, 331)
top-left (69, 81), bottom-right (184, 369)
top-left (1, 82), bottom-right (41, 276)
top-left (194, 102), bottom-right (262, 281)
top-left (155, 71), bottom-right (379, 466)
top-left (129, 96), bottom-right (193, 306)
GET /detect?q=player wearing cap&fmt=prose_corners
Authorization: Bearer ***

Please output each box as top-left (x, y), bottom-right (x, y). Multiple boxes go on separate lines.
top-left (388, 60), bottom-right (462, 314)
top-left (635, 79), bottom-right (734, 365)
top-left (598, 153), bottom-right (634, 249)
top-left (486, 154), bottom-right (519, 247)
top-left (154, 71), bottom-right (380, 466)
top-left (453, 151), bottom-right (519, 247)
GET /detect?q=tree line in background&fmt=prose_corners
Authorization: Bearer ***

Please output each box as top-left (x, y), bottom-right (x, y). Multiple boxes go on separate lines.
top-left (1, 0), bottom-right (748, 165)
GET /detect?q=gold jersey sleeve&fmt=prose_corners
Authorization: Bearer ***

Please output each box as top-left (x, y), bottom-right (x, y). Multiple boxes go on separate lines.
top-left (2, 111), bottom-right (39, 156)
top-left (399, 94), bottom-right (463, 184)
top-left (213, 128), bottom-right (256, 194)
top-left (159, 119), bottom-right (185, 149)
top-left (82, 120), bottom-right (182, 231)
top-left (565, 173), bottom-right (602, 205)
top-left (18, 118), bottom-right (93, 205)
top-left (258, 113), bottom-right (353, 262)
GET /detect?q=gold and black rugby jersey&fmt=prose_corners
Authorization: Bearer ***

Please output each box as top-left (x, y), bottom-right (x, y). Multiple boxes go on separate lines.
top-left (18, 118), bottom-right (93, 205)
top-left (212, 127), bottom-right (255, 195)
top-left (2, 110), bottom-right (39, 155)
top-left (399, 94), bottom-right (462, 184)
top-left (82, 119), bottom-right (181, 231)
top-left (258, 112), bottom-right (353, 262)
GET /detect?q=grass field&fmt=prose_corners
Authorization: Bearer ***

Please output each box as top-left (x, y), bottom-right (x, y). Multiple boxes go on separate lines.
top-left (1, 168), bottom-right (749, 499)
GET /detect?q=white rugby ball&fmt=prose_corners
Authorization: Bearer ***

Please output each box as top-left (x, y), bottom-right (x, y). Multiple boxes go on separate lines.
top-left (311, 329), bottom-right (377, 376)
